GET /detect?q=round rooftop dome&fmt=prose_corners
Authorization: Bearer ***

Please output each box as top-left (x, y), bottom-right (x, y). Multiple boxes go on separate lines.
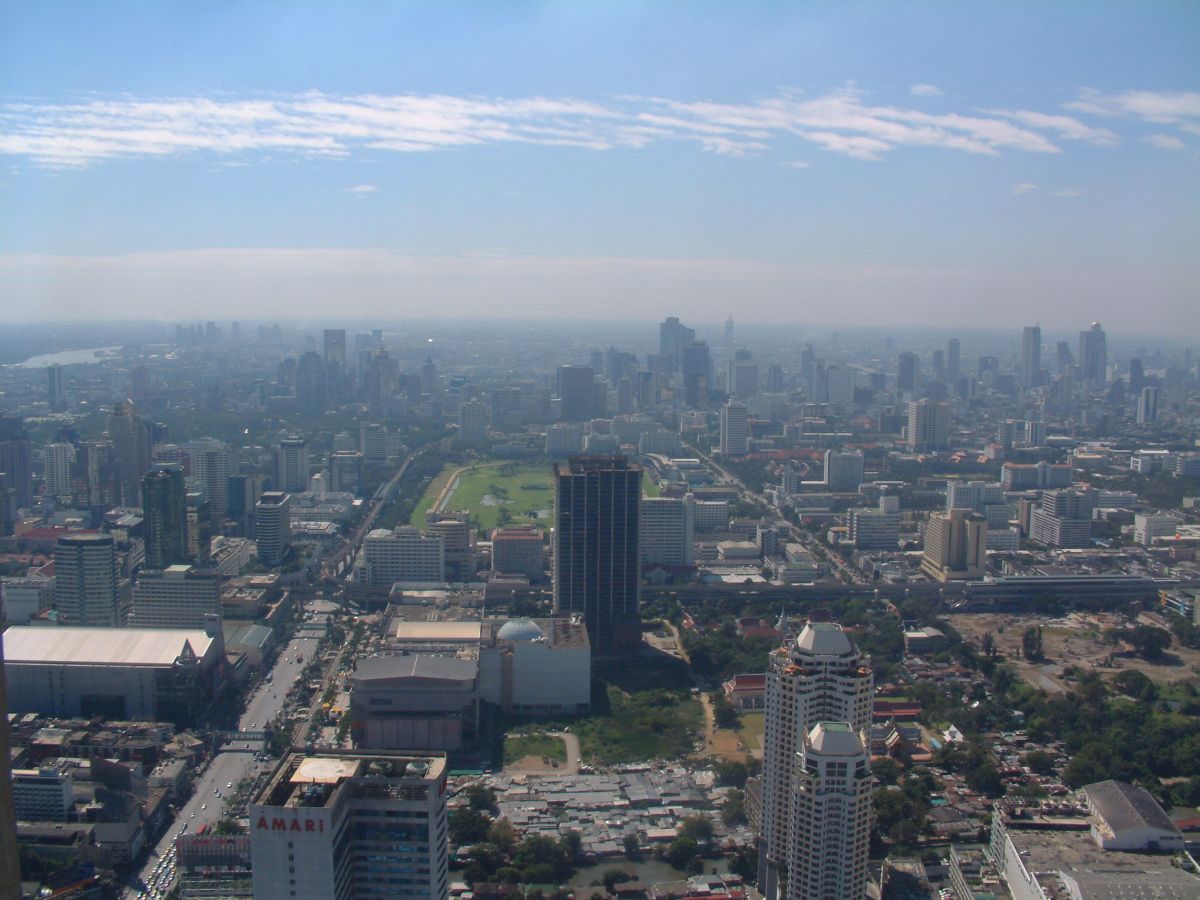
top-left (496, 617), bottom-right (544, 642)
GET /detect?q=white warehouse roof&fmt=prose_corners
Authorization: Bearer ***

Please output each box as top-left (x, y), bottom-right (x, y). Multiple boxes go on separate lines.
top-left (3, 626), bottom-right (216, 667)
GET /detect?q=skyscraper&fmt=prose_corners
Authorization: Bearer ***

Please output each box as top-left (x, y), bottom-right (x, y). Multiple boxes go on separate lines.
top-left (658, 316), bottom-right (696, 371)
top-left (1078, 321), bottom-right (1108, 384)
top-left (43, 442), bottom-right (76, 498)
top-left (906, 399), bottom-right (951, 452)
top-left (789, 723), bottom-right (874, 900)
top-left (553, 456), bottom-right (641, 658)
top-left (922, 508), bottom-right (988, 581)
top-left (0, 416), bottom-right (35, 509)
top-left (759, 622), bottom-right (873, 899)
top-left (1021, 325), bottom-right (1042, 389)
top-left (54, 533), bottom-right (124, 627)
top-left (823, 449), bottom-right (865, 492)
top-left (143, 464), bottom-right (188, 570)
top-left (457, 398), bottom-right (489, 446)
top-left (896, 350), bottom-right (918, 393)
top-left (276, 438), bottom-right (310, 493)
top-left (107, 400), bottom-right (151, 507)
top-left (946, 337), bottom-right (961, 384)
top-left (182, 438), bottom-right (235, 516)
top-left (249, 751), bottom-right (449, 900)
top-left (47, 364), bottom-right (65, 411)
top-left (557, 365), bottom-right (596, 422)
top-left (255, 491), bottom-right (292, 566)
top-left (323, 329), bottom-right (347, 402)
top-left (719, 400), bottom-right (749, 457)
top-left (323, 328), bottom-right (346, 368)
top-left (1137, 386), bottom-right (1159, 424)
top-left (296, 351), bottom-right (327, 415)
top-left (680, 341), bottom-right (711, 407)
top-left (640, 496), bottom-right (695, 566)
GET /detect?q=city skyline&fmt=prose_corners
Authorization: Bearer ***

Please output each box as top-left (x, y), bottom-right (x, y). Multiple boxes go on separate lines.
top-left (1, 3), bottom-right (1198, 332)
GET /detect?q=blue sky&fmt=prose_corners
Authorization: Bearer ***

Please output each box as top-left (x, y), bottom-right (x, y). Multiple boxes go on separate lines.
top-left (1, 2), bottom-right (1197, 334)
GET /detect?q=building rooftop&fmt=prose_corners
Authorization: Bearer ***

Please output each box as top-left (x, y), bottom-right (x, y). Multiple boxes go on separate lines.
top-left (795, 622), bottom-right (853, 656)
top-left (394, 621), bottom-right (482, 642)
top-left (1084, 780), bottom-right (1182, 838)
top-left (807, 722), bottom-right (864, 756)
top-left (257, 751), bottom-right (446, 811)
top-left (3, 626), bottom-right (216, 667)
top-left (354, 654), bottom-right (477, 685)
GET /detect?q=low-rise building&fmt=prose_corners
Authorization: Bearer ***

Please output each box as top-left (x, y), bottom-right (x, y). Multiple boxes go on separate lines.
top-left (3, 624), bottom-right (224, 725)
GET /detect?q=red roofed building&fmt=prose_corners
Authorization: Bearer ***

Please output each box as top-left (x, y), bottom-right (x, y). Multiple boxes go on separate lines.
top-left (723, 673), bottom-right (765, 710)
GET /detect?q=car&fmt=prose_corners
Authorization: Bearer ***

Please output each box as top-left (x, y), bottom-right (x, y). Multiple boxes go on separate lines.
top-left (214, 788), bottom-right (219, 794)
top-left (190, 812), bottom-right (196, 818)
top-left (227, 782), bottom-right (233, 789)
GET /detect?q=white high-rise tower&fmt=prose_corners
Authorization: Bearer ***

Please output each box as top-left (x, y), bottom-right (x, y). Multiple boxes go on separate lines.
top-left (789, 723), bottom-right (874, 899)
top-left (758, 622), bottom-right (873, 899)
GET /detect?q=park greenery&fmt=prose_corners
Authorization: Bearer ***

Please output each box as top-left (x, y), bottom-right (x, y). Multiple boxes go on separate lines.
top-left (572, 684), bottom-right (703, 765)
top-left (503, 731), bottom-right (567, 765)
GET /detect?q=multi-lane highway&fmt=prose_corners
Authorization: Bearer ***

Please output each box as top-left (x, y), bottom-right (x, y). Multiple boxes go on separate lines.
top-left (125, 625), bottom-right (325, 900)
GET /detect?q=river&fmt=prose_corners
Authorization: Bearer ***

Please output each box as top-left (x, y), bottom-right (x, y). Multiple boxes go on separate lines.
top-left (17, 346), bottom-right (122, 367)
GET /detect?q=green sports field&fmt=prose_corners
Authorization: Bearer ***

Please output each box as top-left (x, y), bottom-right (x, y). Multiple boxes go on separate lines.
top-left (411, 460), bottom-right (661, 531)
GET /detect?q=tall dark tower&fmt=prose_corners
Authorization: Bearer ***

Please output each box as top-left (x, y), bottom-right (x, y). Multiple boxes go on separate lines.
top-left (0, 416), bottom-right (34, 509)
top-left (553, 456), bottom-right (642, 658)
top-left (557, 365), bottom-right (597, 422)
top-left (107, 400), bottom-right (150, 507)
top-left (47, 363), bottom-right (66, 410)
top-left (143, 464), bottom-right (188, 569)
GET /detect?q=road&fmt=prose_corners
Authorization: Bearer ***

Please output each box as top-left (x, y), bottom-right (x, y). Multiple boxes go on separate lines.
top-left (322, 449), bottom-right (421, 578)
top-left (124, 627), bottom-right (324, 900)
top-left (693, 442), bottom-right (872, 586)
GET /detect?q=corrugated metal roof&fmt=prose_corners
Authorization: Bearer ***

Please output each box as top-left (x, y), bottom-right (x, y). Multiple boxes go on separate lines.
top-left (3, 625), bottom-right (215, 667)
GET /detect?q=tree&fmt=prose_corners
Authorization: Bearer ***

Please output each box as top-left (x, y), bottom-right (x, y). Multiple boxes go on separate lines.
top-left (214, 817), bottom-right (246, 835)
top-left (1113, 669), bottom-right (1158, 702)
top-left (1021, 626), bottom-right (1044, 662)
top-left (1021, 750), bottom-right (1056, 776)
top-left (488, 818), bottom-right (517, 853)
top-left (712, 697), bottom-right (741, 730)
top-left (721, 789), bottom-right (747, 825)
top-left (981, 631), bottom-right (995, 657)
top-left (1126, 625), bottom-right (1171, 661)
top-left (603, 869), bottom-right (634, 892)
top-left (713, 759), bottom-right (752, 788)
top-left (464, 783), bottom-right (497, 812)
top-left (449, 807), bottom-right (491, 845)
top-left (622, 833), bottom-right (642, 860)
top-left (665, 836), bottom-right (699, 870)
top-left (677, 815), bottom-right (714, 845)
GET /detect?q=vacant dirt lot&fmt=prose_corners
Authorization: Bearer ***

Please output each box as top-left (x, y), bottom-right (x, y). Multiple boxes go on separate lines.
top-left (949, 611), bottom-right (1200, 693)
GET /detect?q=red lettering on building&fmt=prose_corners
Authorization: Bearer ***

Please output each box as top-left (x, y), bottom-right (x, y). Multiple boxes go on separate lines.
top-left (257, 817), bottom-right (269, 830)
top-left (305, 820), bottom-right (315, 832)
top-left (272, 818), bottom-right (286, 831)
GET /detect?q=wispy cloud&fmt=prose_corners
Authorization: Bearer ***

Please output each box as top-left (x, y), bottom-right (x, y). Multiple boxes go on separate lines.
top-left (1012, 182), bottom-right (1082, 198)
top-left (983, 109), bottom-right (1118, 145)
top-left (0, 85), bottom-right (1169, 169)
top-left (1143, 133), bottom-right (1186, 151)
top-left (344, 183), bottom-right (377, 194)
top-left (1066, 88), bottom-right (1200, 124)
top-left (909, 84), bottom-right (942, 97)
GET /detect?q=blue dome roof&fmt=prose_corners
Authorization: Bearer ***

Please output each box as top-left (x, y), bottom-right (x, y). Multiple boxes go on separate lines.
top-left (497, 618), bottom-right (544, 642)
